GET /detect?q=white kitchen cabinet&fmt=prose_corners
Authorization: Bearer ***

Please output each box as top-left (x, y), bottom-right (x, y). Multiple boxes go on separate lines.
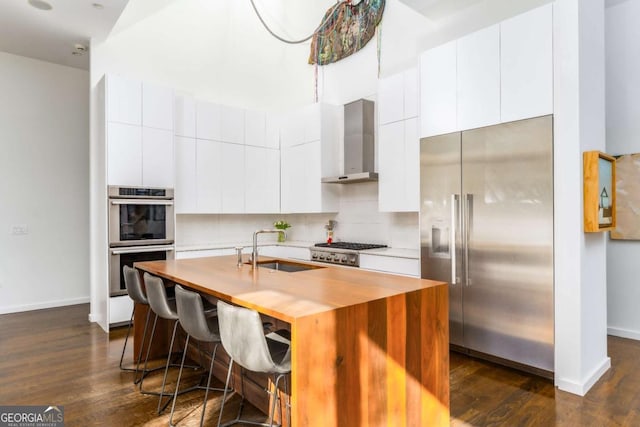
top-left (196, 139), bottom-right (222, 213)
top-left (220, 143), bottom-right (245, 213)
top-left (175, 137), bottom-right (197, 213)
top-left (500, 3), bottom-right (553, 122)
top-left (175, 95), bottom-right (196, 138)
top-left (378, 67), bottom-right (419, 125)
top-left (359, 254), bottom-right (420, 277)
top-left (109, 295), bottom-right (133, 325)
top-left (403, 67), bottom-right (419, 119)
top-left (280, 103), bottom-right (340, 213)
top-left (457, 24), bottom-right (500, 131)
top-left (245, 146), bottom-right (280, 213)
top-left (142, 82), bottom-right (173, 130)
top-left (106, 74), bottom-right (141, 126)
top-left (378, 72), bottom-right (404, 125)
top-left (245, 109), bottom-right (266, 147)
top-left (265, 112), bottom-right (281, 149)
top-left (279, 109), bottom-right (304, 148)
top-left (221, 106), bottom-right (245, 144)
top-left (142, 127), bottom-right (174, 188)
top-left (107, 122), bottom-right (142, 186)
top-left (378, 121), bottom-right (404, 211)
top-left (260, 245), bottom-right (310, 261)
top-left (196, 101), bottom-right (222, 141)
top-left (378, 117), bottom-right (419, 212)
top-left (420, 40), bottom-right (457, 138)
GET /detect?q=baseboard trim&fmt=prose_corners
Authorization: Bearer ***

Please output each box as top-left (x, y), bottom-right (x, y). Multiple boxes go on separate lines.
top-left (555, 356), bottom-right (611, 396)
top-left (0, 296), bottom-right (90, 315)
top-left (608, 326), bottom-right (640, 341)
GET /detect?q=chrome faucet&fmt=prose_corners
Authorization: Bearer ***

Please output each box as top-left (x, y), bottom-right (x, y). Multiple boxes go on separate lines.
top-left (251, 229), bottom-right (285, 269)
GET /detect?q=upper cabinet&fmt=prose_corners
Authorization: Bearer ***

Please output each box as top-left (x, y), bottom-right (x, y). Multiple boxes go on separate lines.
top-left (419, 4), bottom-right (553, 137)
top-left (378, 66), bottom-right (419, 125)
top-left (104, 74), bottom-right (174, 187)
top-left (142, 83), bottom-right (174, 130)
top-left (173, 95), bottom-right (280, 214)
top-left (500, 3), bottom-right (553, 122)
top-left (420, 41), bottom-right (457, 138)
top-left (457, 24), bottom-right (500, 130)
top-left (174, 95), bottom-right (196, 138)
top-left (106, 74), bottom-right (141, 126)
top-left (378, 67), bottom-right (420, 212)
top-left (280, 103), bottom-right (341, 213)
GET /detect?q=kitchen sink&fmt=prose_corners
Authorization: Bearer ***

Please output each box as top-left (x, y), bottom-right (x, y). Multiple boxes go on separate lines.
top-left (253, 260), bottom-right (324, 273)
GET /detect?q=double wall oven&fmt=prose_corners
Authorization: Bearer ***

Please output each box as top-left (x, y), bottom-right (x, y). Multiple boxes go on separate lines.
top-left (108, 186), bottom-right (175, 296)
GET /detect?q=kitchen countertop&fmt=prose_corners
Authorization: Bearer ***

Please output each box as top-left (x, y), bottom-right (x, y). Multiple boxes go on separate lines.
top-left (136, 255), bottom-right (434, 321)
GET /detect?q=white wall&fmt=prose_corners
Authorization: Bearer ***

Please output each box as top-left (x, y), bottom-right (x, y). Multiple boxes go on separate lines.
top-left (605, 0), bottom-right (640, 340)
top-left (553, 0), bottom-right (610, 395)
top-left (0, 52), bottom-right (89, 314)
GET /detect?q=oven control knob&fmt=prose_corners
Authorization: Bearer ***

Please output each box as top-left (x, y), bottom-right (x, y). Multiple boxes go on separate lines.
top-left (311, 253), bottom-right (318, 259)
top-left (319, 255), bottom-right (325, 260)
top-left (341, 256), bottom-right (347, 263)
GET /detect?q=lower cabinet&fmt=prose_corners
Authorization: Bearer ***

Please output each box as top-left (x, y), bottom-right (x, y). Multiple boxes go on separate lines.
top-left (109, 295), bottom-right (133, 325)
top-left (359, 254), bottom-right (420, 277)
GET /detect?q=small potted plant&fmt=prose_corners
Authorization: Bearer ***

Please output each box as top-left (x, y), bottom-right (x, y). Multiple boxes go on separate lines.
top-left (273, 220), bottom-right (291, 243)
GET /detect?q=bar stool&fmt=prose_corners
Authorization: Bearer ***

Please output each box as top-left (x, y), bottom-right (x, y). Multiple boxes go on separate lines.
top-left (119, 265), bottom-right (155, 384)
top-left (216, 300), bottom-right (292, 427)
top-left (169, 285), bottom-right (229, 427)
top-left (140, 273), bottom-right (199, 413)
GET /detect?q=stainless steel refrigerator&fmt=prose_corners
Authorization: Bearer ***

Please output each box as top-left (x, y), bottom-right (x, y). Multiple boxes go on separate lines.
top-left (420, 115), bottom-right (554, 375)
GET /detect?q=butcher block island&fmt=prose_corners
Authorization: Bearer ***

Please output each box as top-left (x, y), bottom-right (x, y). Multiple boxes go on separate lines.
top-left (135, 256), bottom-right (449, 427)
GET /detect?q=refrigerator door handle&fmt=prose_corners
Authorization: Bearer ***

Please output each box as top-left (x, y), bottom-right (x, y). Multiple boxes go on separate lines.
top-left (451, 194), bottom-right (459, 285)
top-left (464, 193), bottom-right (473, 286)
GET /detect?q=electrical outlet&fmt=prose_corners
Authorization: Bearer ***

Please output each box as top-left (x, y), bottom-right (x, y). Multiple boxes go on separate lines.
top-left (11, 225), bottom-right (29, 235)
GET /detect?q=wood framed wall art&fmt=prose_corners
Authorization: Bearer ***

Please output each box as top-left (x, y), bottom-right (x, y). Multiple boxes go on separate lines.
top-left (583, 151), bottom-right (616, 232)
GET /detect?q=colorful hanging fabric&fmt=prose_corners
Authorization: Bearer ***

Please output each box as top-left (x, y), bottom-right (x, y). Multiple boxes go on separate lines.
top-left (309, 0), bottom-right (386, 66)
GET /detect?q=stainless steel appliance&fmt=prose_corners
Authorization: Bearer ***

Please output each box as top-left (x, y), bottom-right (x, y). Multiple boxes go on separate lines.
top-left (108, 186), bottom-right (175, 247)
top-left (108, 186), bottom-right (176, 296)
top-left (109, 244), bottom-right (175, 296)
top-left (420, 115), bottom-right (554, 376)
top-left (322, 99), bottom-right (378, 183)
top-left (311, 242), bottom-right (387, 266)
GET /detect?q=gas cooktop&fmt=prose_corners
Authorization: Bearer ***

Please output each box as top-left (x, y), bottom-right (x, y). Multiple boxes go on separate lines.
top-left (311, 242), bottom-right (388, 266)
top-left (314, 242), bottom-right (388, 251)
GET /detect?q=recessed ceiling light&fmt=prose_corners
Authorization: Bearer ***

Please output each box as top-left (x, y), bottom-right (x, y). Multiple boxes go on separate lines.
top-left (72, 43), bottom-right (88, 56)
top-left (28, 0), bottom-right (53, 11)
top-left (92, 3), bottom-right (104, 9)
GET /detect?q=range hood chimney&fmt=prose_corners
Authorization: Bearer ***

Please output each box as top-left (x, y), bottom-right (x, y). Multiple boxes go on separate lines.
top-left (322, 99), bottom-right (378, 184)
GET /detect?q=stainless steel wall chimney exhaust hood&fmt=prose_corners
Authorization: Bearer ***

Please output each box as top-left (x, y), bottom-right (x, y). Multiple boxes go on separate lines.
top-left (322, 99), bottom-right (378, 184)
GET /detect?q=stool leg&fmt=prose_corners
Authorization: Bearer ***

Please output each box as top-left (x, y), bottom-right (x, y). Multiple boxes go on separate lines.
top-left (169, 334), bottom-right (190, 427)
top-left (118, 306), bottom-right (136, 371)
top-left (134, 307), bottom-right (152, 385)
top-left (216, 359), bottom-right (234, 427)
top-left (158, 319), bottom-right (179, 414)
top-left (270, 374), bottom-right (285, 427)
top-left (139, 312), bottom-right (159, 393)
top-left (199, 343), bottom-right (218, 427)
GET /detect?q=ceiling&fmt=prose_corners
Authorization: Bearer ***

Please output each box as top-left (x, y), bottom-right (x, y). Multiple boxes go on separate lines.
top-left (0, 0), bottom-right (129, 70)
top-left (0, 0), bottom-right (493, 72)
top-left (399, 0), bottom-right (486, 21)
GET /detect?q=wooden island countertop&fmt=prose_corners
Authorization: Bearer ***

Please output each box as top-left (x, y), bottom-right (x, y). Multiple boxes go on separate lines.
top-left (135, 255), bottom-right (449, 427)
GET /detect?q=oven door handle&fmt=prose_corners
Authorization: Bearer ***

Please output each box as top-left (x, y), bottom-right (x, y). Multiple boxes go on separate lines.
top-left (110, 200), bottom-right (174, 206)
top-left (110, 245), bottom-right (175, 255)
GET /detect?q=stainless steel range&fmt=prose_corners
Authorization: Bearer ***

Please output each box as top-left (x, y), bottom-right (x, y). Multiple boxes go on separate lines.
top-left (310, 242), bottom-right (387, 267)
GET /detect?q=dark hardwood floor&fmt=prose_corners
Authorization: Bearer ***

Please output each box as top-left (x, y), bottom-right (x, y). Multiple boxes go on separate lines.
top-left (1, 304), bottom-right (639, 426)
